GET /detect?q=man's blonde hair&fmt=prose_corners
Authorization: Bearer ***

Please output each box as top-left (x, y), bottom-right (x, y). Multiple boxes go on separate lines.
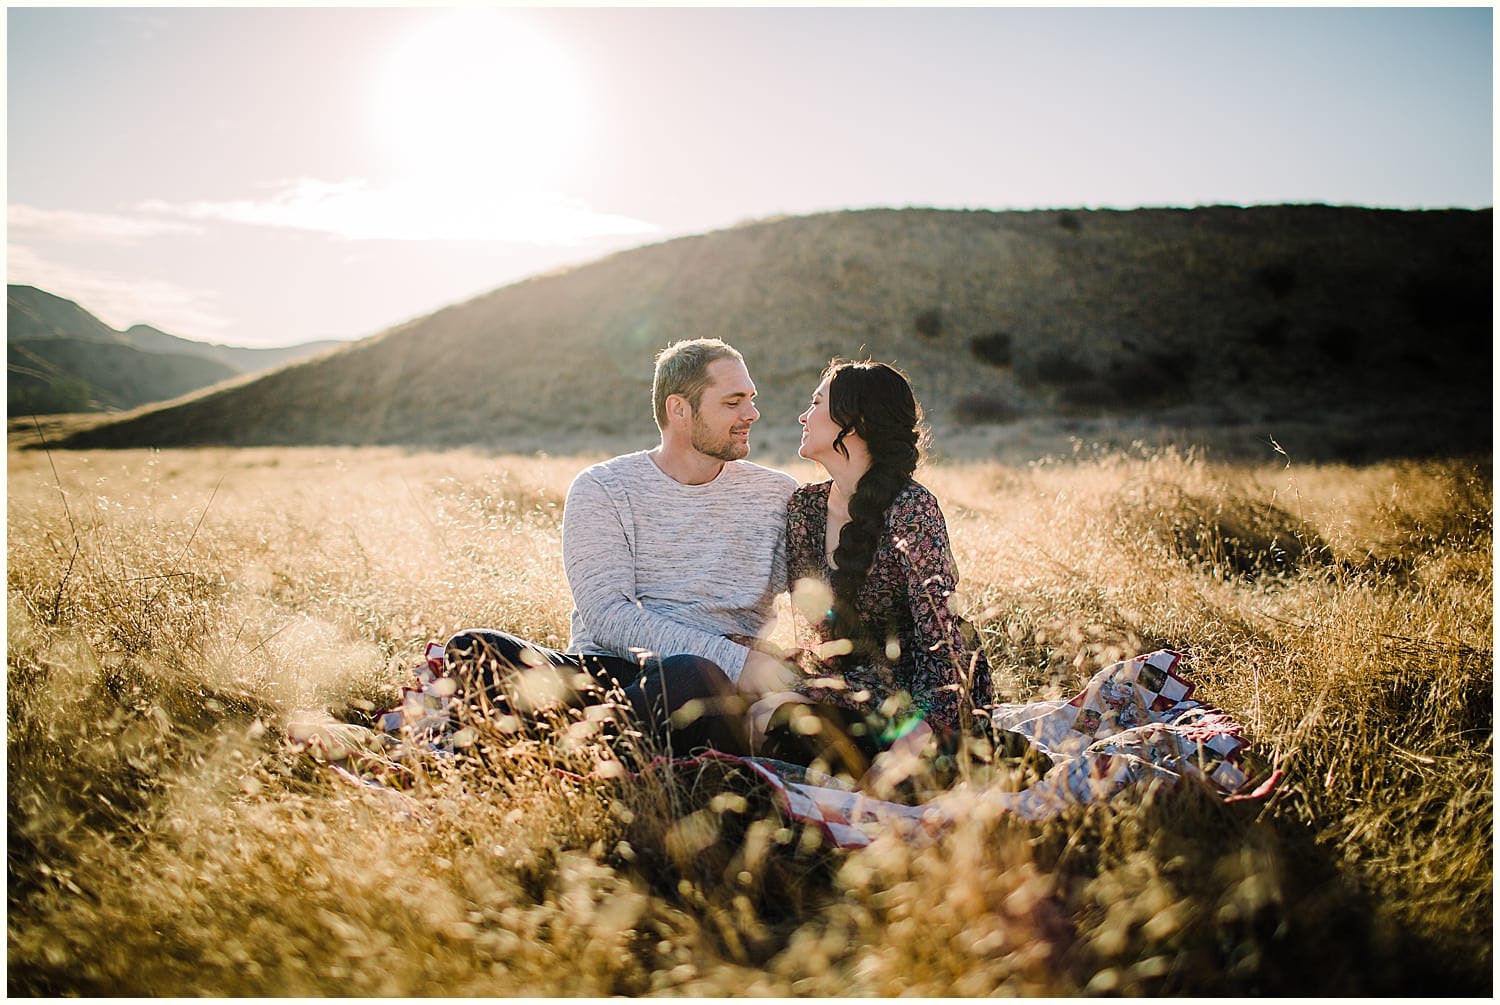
top-left (651, 338), bottom-right (744, 430)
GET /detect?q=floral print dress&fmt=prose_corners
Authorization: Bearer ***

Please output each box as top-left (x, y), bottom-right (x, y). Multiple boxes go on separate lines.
top-left (783, 480), bottom-right (992, 737)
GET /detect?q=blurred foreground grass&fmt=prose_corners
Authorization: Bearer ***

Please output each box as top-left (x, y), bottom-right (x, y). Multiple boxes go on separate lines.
top-left (7, 444), bottom-right (1491, 995)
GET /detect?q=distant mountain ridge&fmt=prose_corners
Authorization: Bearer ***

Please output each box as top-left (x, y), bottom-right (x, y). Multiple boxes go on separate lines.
top-left (39, 206), bottom-right (1493, 462)
top-left (7, 284), bottom-right (344, 415)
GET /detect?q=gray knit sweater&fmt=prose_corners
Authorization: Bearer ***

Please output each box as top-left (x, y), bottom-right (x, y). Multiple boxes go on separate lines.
top-left (562, 450), bottom-right (797, 681)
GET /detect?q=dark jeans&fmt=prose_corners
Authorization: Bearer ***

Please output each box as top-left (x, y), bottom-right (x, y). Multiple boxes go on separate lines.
top-left (444, 628), bottom-right (749, 760)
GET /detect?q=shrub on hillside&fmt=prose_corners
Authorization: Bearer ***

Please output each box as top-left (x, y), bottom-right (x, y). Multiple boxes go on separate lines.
top-left (1254, 263), bottom-right (1298, 299)
top-left (1398, 349), bottom-right (1438, 374)
top-left (1402, 272), bottom-right (1490, 330)
top-left (1027, 349), bottom-right (1094, 386)
top-left (969, 332), bottom-right (1013, 368)
top-left (1252, 315), bottom-right (1290, 349)
top-left (1047, 350), bottom-right (1195, 411)
top-left (1316, 324), bottom-right (1359, 366)
top-left (914, 308), bottom-right (943, 340)
top-left (1053, 379), bottom-right (1115, 411)
top-left (1126, 349), bottom-right (1198, 386)
top-left (954, 393), bottom-right (1020, 425)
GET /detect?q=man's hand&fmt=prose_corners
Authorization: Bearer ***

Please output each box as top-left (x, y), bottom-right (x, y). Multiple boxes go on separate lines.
top-left (737, 649), bottom-right (800, 698)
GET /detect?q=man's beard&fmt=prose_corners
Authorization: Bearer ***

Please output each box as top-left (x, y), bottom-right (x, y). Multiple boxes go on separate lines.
top-left (690, 413), bottom-right (749, 461)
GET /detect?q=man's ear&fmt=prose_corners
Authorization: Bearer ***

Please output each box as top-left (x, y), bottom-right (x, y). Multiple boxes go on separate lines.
top-left (666, 394), bottom-right (689, 423)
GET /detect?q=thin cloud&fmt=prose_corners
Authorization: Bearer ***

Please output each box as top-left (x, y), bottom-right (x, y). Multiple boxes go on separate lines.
top-left (7, 243), bottom-right (230, 340)
top-left (8, 203), bottom-right (204, 243)
top-left (139, 178), bottom-right (660, 245)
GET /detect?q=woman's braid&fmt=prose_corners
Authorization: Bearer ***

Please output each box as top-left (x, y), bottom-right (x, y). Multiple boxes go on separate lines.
top-left (824, 361), bottom-right (925, 653)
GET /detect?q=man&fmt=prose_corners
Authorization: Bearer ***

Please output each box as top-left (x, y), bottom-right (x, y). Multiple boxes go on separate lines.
top-left (445, 338), bottom-right (798, 758)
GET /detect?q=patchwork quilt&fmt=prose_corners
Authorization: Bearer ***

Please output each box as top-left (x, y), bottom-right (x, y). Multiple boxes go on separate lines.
top-left (314, 646), bottom-right (1278, 849)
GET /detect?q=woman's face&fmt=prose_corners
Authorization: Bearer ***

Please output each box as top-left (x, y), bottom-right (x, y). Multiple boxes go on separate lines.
top-left (798, 374), bottom-right (843, 463)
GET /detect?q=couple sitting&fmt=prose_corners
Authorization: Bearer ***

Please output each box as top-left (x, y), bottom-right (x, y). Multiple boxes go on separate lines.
top-left (444, 338), bottom-right (993, 793)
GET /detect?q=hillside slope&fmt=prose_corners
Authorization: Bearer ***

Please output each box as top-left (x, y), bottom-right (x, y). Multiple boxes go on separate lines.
top-left (9, 338), bottom-right (239, 413)
top-left (7, 284), bottom-right (122, 344)
top-left (120, 323), bottom-right (345, 373)
top-left (50, 206), bottom-right (1491, 461)
top-left (7, 285), bottom-right (343, 416)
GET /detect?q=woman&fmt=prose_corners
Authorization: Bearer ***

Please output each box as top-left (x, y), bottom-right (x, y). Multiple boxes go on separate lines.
top-left (751, 360), bottom-right (993, 792)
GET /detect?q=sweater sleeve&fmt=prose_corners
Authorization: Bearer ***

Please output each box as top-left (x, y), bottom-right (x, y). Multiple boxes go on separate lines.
top-left (561, 467), bottom-right (752, 679)
top-left (892, 490), bottom-right (976, 731)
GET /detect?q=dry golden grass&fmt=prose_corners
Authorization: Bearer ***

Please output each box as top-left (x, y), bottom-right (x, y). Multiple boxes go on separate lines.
top-left (7, 443), bottom-right (1491, 995)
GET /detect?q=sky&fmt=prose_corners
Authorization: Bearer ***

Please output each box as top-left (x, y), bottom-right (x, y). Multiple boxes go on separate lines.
top-left (6, 5), bottom-right (1494, 348)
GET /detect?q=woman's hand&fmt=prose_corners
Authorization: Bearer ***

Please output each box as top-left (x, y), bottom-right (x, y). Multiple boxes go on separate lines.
top-left (746, 690), bottom-right (813, 749)
top-left (737, 649), bottom-right (801, 699)
top-left (859, 718), bottom-right (935, 798)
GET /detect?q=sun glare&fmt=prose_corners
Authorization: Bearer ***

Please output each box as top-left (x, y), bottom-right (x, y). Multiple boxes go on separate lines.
top-left (372, 10), bottom-right (590, 193)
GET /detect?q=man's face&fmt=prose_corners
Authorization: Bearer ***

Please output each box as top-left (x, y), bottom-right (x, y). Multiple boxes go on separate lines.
top-left (687, 357), bottom-right (760, 461)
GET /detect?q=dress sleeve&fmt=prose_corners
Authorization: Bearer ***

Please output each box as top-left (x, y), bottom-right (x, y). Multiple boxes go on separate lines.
top-left (783, 487), bottom-right (817, 595)
top-left (783, 487), bottom-right (836, 667)
top-left (891, 488), bottom-right (981, 732)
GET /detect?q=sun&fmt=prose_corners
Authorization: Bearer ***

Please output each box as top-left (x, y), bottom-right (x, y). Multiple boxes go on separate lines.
top-left (371, 10), bottom-right (590, 193)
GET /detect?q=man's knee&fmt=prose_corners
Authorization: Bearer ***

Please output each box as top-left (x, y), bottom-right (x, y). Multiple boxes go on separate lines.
top-left (656, 654), bottom-right (735, 700)
top-left (627, 654), bottom-right (746, 755)
top-left (446, 628), bottom-right (525, 666)
top-left (444, 629), bottom-right (550, 710)
top-left (645, 655), bottom-right (745, 734)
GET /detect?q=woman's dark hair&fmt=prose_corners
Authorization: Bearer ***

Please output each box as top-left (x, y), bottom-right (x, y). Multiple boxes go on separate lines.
top-left (824, 359), bottom-right (927, 649)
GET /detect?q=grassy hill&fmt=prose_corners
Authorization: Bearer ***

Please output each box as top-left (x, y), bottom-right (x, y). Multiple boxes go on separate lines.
top-left (7, 283), bottom-right (122, 344)
top-left (9, 338), bottom-right (239, 414)
top-left (46, 206), bottom-right (1491, 462)
top-left (119, 322), bottom-right (345, 374)
top-left (7, 285), bottom-right (343, 417)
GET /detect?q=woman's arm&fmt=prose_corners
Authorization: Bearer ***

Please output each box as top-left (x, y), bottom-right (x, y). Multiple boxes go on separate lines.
top-left (891, 487), bottom-right (980, 732)
top-left (782, 485), bottom-right (822, 599)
